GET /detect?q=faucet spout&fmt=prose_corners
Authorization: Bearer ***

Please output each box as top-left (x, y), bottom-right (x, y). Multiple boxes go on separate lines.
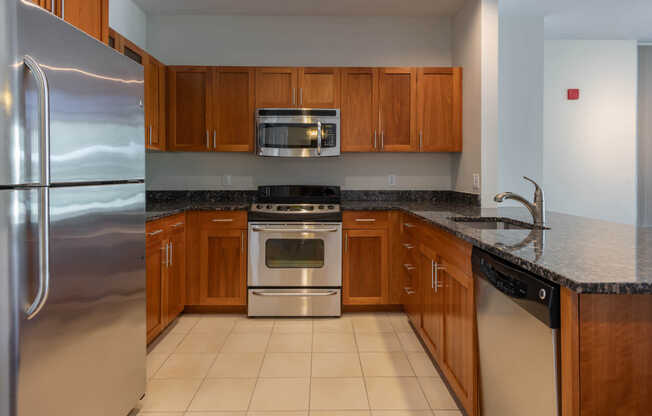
top-left (494, 177), bottom-right (546, 227)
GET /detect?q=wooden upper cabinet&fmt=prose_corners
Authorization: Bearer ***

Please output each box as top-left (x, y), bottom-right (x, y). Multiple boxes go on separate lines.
top-left (56, 0), bottom-right (109, 43)
top-left (199, 228), bottom-right (247, 305)
top-left (108, 28), bottom-right (124, 52)
top-left (417, 67), bottom-right (462, 152)
top-left (343, 228), bottom-right (388, 305)
top-left (298, 67), bottom-right (340, 108)
top-left (211, 67), bottom-right (255, 152)
top-left (144, 55), bottom-right (159, 150)
top-left (255, 67), bottom-right (298, 108)
top-left (379, 68), bottom-right (417, 152)
top-left (341, 68), bottom-right (379, 152)
top-left (167, 67), bottom-right (212, 152)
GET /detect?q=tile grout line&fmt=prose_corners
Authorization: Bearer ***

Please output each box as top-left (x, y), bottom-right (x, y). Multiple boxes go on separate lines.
top-left (352, 315), bottom-right (372, 412)
top-left (245, 317), bottom-right (274, 413)
top-left (182, 315), bottom-right (238, 413)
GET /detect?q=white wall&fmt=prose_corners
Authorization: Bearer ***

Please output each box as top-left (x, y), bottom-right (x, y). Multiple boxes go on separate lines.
top-left (147, 15), bottom-right (452, 66)
top-left (451, 0), bottom-right (482, 195)
top-left (108, 0), bottom-right (147, 50)
top-left (145, 14), bottom-right (456, 191)
top-left (639, 46), bottom-right (652, 226)
top-left (497, 16), bottom-right (544, 204)
top-left (543, 40), bottom-right (638, 224)
top-left (147, 152), bottom-right (453, 191)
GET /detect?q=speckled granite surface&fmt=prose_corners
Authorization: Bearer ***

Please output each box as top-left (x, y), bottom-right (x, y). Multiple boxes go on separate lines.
top-left (146, 192), bottom-right (652, 294)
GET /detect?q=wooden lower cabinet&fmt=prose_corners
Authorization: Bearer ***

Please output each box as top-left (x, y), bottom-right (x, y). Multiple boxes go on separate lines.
top-left (342, 228), bottom-right (388, 305)
top-left (198, 228), bottom-right (247, 305)
top-left (146, 214), bottom-right (186, 343)
top-left (146, 230), bottom-right (165, 342)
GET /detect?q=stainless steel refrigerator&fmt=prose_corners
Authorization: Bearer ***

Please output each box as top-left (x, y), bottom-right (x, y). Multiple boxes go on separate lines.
top-left (1, 1), bottom-right (146, 416)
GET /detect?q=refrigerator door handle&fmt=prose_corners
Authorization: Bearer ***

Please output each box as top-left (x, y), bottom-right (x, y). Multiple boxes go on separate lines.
top-left (26, 187), bottom-right (51, 319)
top-left (23, 55), bottom-right (51, 186)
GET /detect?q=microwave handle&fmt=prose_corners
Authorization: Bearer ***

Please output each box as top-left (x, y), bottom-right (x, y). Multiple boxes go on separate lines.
top-left (316, 121), bottom-right (322, 156)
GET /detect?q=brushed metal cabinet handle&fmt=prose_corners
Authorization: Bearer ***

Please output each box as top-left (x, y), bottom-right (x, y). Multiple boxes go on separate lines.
top-left (211, 218), bottom-right (234, 222)
top-left (213, 130), bottom-right (217, 148)
top-left (404, 223), bottom-right (416, 228)
top-left (206, 130), bottom-right (209, 149)
top-left (149, 125), bottom-right (152, 146)
top-left (292, 87), bottom-right (296, 106)
top-left (431, 260), bottom-right (435, 289)
top-left (355, 218), bottom-right (376, 222)
top-left (402, 243), bottom-right (415, 249)
top-left (403, 264), bottom-right (416, 271)
top-left (300, 87), bottom-right (303, 105)
top-left (168, 242), bottom-right (173, 267)
top-left (61, 0), bottom-right (65, 19)
top-left (147, 229), bottom-right (163, 236)
top-left (419, 130), bottom-right (423, 150)
top-left (381, 131), bottom-right (384, 149)
top-left (374, 130), bottom-right (377, 149)
top-left (171, 222), bottom-right (184, 228)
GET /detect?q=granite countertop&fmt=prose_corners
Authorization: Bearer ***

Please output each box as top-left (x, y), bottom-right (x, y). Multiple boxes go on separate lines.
top-left (146, 199), bottom-right (652, 294)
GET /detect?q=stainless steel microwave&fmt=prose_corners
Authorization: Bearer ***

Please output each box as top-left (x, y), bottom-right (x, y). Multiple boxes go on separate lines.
top-left (256, 109), bottom-right (340, 157)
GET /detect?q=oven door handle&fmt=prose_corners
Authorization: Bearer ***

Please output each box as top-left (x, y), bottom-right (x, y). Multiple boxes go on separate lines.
top-left (251, 290), bottom-right (339, 297)
top-left (251, 227), bottom-right (339, 233)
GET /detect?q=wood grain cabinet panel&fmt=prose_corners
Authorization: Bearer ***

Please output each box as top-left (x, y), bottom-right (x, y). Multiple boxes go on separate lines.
top-left (419, 243), bottom-right (444, 360)
top-left (342, 229), bottom-right (388, 305)
top-left (378, 67), bottom-right (417, 152)
top-left (168, 67), bottom-right (212, 152)
top-left (340, 68), bottom-right (379, 152)
top-left (166, 225), bottom-right (186, 322)
top-left (49, 0), bottom-right (109, 43)
top-left (255, 67), bottom-right (298, 108)
top-left (298, 67), bottom-right (340, 108)
top-left (146, 231), bottom-right (165, 342)
top-left (417, 67), bottom-right (462, 152)
top-left (211, 67), bottom-right (255, 152)
top-left (199, 229), bottom-right (247, 306)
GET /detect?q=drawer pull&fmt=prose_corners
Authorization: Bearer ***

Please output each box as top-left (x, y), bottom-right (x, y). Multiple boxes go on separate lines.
top-left (147, 229), bottom-right (163, 236)
top-left (404, 223), bottom-right (416, 228)
top-left (252, 290), bottom-right (338, 297)
top-left (171, 222), bottom-right (184, 227)
top-left (355, 218), bottom-right (377, 222)
top-left (404, 287), bottom-right (416, 295)
top-left (402, 243), bottom-right (415, 249)
top-left (403, 264), bottom-right (416, 271)
top-left (211, 218), bottom-right (234, 222)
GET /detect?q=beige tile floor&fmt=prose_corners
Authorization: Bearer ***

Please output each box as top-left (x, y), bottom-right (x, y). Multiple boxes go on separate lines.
top-left (136, 312), bottom-right (462, 416)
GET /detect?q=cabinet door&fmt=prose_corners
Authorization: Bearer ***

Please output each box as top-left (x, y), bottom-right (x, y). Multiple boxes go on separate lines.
top-left (168, 67), bottom-right (212, 152)
top-left (419, 243), bottom-right (445, 360)
top-left (144, 55), bottom-right (159, 150)
top-left (441, 259), bottom-right (476, 413)
top-left (199, 228), bottom-right (247, 305)
top-left (146, 235), bottom-right (166, 342)
top-left (343, 229), bottom-right (388, 305)
top-left (166, 227), bottom-right (186, 322)
top-left (379, 68), bottom-right (417, 152)
top-left (299, 67), bottom-right (340, 108)
top-left (56, 0), bottom-right (109, 43)
top-left (212, 67), bottom-right (255, 152)
top-left (255, 67), bottom-right (298, 108)
top-left (417, 68), bottom-right (462, 152)
top-left (341, 68), bottom-right (379, 152)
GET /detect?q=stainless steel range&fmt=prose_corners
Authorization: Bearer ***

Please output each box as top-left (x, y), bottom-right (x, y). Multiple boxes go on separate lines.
top-left (248, 186), bottom-right (342, 317)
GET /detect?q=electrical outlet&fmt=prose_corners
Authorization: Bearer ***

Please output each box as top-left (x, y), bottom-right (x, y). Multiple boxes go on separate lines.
top-left (223, 175), bottom-right (232, 186)
top-left (473, 173), bottom-right (480, 191)
top-left (388, 175), bottom-right (397, 186)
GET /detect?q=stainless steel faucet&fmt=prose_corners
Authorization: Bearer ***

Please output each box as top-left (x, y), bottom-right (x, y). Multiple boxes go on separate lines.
top-left (494, 176), bottom-right (545, 227)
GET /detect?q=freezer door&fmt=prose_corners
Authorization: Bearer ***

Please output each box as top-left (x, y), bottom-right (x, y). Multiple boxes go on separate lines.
top-left (0, 187), bottom-right (42, 416)
top-left (16, 184), bottom-right (146, 416)
top-left (17, 2), bottom-right (145, 184)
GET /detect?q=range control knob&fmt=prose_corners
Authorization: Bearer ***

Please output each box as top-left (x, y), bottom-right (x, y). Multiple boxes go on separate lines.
top-left (327, 205), bottom-right (335, 210)
top-left (318, 205), bottom-right (325, 210)
top-left (538, 288), bottom-right (547, 300)
top-left (256, 204), bottom-right (262, 209)
top-left (266, 205), bottom-right (272, 209)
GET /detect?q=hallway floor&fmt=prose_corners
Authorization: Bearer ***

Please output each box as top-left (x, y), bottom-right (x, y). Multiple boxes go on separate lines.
top-left (137, 312), bottom-right (461, 416)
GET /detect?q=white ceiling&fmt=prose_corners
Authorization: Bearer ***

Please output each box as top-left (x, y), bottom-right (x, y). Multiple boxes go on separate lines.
top-left (500, 0), bottom-right (652, 41)
top-left (133, 0), bottom-right (467, 17)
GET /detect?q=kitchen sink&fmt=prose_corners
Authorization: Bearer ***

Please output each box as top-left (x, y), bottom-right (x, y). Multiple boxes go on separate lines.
top-left (448, 216), bottom-right (549, 230)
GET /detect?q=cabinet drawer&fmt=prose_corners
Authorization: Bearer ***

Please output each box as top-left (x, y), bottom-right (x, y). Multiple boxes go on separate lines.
top-left (343, 211), bottom-right (389, 228)
top-left (198, 211), bottom-right (247, 228)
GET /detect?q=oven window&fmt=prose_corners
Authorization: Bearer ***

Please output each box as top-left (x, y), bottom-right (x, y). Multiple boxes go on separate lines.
top-left (259, 123), bottom-right (336, 149)
top-left (265, 239), bottom-right (325, 268)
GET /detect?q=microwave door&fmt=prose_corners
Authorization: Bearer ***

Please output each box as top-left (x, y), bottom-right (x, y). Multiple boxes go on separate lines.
top-left (258, 121), bottom-right (319, 157)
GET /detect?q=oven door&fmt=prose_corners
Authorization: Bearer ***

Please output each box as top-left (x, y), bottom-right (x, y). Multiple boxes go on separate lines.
top-left (256, 114), bottom-right (340, 157)
top-left (248, 223), bottom-right (342, 287)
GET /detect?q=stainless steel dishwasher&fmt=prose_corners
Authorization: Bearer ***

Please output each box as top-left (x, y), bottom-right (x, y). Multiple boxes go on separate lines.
top-left (472, 248), bottom-right (561, 416)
